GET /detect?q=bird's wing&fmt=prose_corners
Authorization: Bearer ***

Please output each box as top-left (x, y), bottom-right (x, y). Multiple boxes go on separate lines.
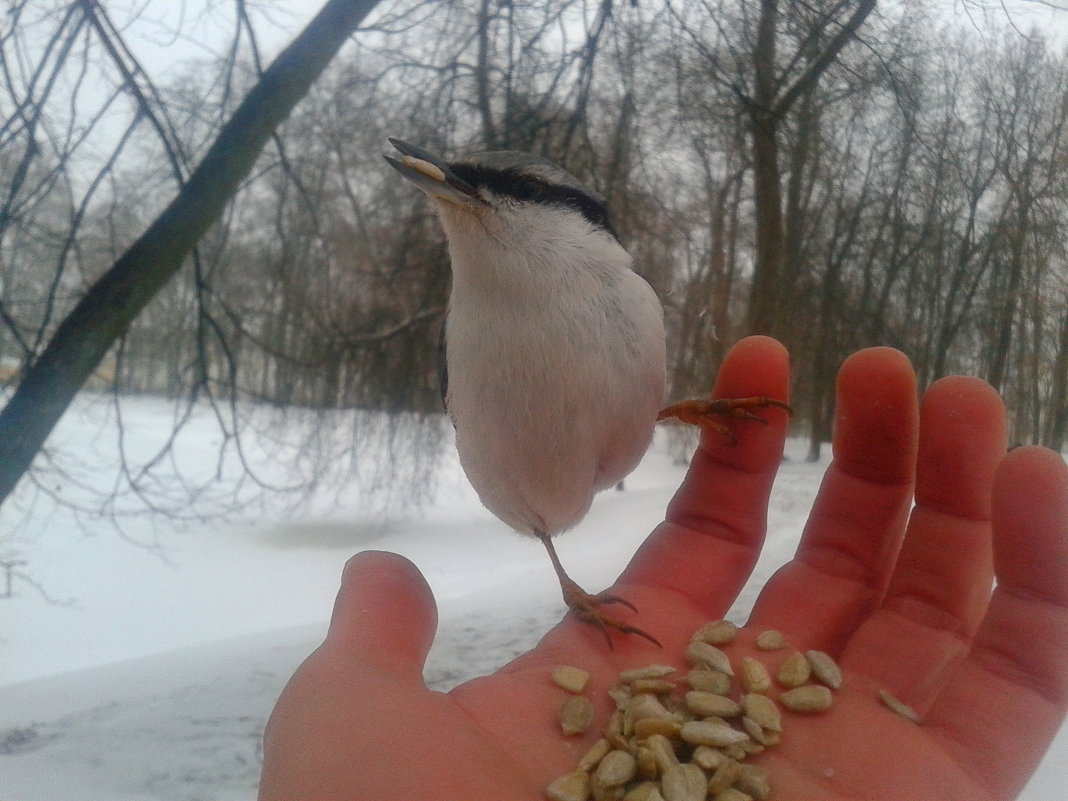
top-left (437, 314), bottom-right (449, 413)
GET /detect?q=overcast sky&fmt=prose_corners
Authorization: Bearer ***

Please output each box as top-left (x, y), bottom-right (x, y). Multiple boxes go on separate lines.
top-left (106, 0), bottom-right (1067, 81)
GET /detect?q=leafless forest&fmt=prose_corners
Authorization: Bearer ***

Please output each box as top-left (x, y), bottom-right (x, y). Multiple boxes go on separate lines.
top-left (1, 0), bottom-right (1066, 520)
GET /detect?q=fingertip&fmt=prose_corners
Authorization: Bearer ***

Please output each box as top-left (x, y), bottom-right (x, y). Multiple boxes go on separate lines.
top-left (994, 445), bottom-right (1068, 519)
top-left (713, 335), bottom-right (791, 400)
top-left (703, 335), bottom-right (791, 458)
top-left (916, 376), bottom-right (1006, 515)
top-left (998, 443), bottom-right (1068, 483)
top-left (836, 347), bottom-right (915, 402)
top-left (327, 550), bottom-right (438, 677)
top-left (836, 346), bottom-right (915, 400)
top-left (922, 375), bottom-right (1005, 431)
top-left (833, 347), bottom-right (918, 483)
top-left (992, 446), bottom-right (1068, 606)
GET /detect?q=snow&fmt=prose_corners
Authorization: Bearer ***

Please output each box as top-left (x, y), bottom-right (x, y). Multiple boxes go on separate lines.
top-left (0, 394), bottom-right (1064, 800)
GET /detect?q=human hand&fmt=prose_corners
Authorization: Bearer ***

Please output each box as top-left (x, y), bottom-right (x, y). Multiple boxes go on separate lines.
top-left (258, 336), bottom-right (1068, 801)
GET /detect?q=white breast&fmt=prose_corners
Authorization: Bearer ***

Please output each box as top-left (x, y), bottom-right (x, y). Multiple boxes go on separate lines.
top-left (439, 204), bottom-right (666, 536)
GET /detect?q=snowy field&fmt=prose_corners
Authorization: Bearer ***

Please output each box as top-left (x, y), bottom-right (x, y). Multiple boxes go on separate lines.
top-left (0, 393), bottom-right (1064, 800)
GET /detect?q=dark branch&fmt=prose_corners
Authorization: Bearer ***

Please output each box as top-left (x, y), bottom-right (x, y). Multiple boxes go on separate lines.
top-left (0, 0), bottom-right (382, 507)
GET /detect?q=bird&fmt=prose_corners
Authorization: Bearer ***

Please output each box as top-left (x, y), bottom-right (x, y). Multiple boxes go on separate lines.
top-left (385, 139), bottom-right (789, 647)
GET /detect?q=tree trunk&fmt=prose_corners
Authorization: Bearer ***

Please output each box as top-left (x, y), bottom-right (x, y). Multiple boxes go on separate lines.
top-left (0, 0), bottom-right (381, 508)
top-left (745, 0), bottom-right (783, 336)
top-left (987, 199), bottom-right (1029, 392)
top-left (1047, 308), bottom-right (1068, 452)
top-left (475, 0), bottom-right (498, 148)
top-left (743, 0), bottom-right (875, 337)
top-left (747, 110), bottom-right (786, 336)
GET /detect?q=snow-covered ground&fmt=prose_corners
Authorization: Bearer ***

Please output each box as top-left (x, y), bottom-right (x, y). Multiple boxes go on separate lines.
top-left (0, 394), bottom-right (1064, 800)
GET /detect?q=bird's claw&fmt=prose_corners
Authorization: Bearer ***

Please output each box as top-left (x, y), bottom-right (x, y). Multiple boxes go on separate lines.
top-left (561, 581), bottom-right (661, 649)
top-left (591, 591), bottom-right (640, 615)
top-left (657, 395), bottom-right (792, 444)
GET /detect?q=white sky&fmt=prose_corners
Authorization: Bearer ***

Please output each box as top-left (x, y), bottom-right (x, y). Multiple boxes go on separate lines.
top-left (105, 1), bottom-right (1067, 80)
top-left (11, 0), bottom-right (1068, 200)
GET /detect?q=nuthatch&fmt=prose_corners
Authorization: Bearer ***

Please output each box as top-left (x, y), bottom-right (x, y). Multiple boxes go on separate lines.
top-left (386, 139), bottom-right (789, 647)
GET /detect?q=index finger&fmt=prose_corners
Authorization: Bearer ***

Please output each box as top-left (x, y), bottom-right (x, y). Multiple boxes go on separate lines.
top-left (617, 335), bottom-right (791, 618)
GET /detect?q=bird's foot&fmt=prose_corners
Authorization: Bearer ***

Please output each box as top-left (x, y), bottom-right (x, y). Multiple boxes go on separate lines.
top-left (560, 577), bottom-right (661, 649)
top-left (657, 396), bottom-right (792, 445)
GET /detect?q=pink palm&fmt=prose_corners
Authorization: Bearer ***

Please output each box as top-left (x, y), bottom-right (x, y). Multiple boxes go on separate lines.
top-left (260, 337), bottom-right (1068, 801)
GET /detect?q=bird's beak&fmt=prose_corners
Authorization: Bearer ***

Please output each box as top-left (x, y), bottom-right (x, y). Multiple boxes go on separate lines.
top-left (385, 138), bottom-right (483, 208)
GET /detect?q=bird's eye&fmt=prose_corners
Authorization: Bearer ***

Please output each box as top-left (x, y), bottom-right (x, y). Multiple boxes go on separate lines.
top-left (511, 178), bottom-right (544, 202)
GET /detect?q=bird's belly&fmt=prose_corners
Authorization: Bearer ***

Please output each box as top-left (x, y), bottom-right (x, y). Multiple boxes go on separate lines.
top-left (447, 330), bottom-right (659, 536)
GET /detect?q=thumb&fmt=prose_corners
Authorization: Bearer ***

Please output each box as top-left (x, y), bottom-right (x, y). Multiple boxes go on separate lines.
top-left (325, 550), bottom-right (438, 681)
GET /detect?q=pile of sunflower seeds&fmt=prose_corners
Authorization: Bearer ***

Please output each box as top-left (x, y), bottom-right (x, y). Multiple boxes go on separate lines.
top-left (546, 620), bottom-right (845, 801)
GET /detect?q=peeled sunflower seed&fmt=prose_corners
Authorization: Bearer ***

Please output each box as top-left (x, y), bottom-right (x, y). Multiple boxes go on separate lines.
top-left (597, 749), bottom-right (638, 788)
top-left (546, 769), bottom-right (591, 801)
top-left (706, 759), bottom-right (742, 795)
top-left (635, 746), bottom-right (659, 781)
top-left (578, 738), bottom-right (612, 772)
top-left (711, 787), bottom-right (754, 801)
top-left (720, 743), bottom-right (749, 761)
top-left (608, 684), bottom-right (634, 709)
top-left (691, 744), bottom-right (728, 771)
top-left (686, 668), bottom-right (732, 694)
top-left (735, 764), bottom-right (772, 800)
top-left (547, 620), bottom-right (848, 801)
top-left (660, 763), bottom-right (708, 801)
top-left (618, 664), bottom-right (677, 682)
top-left (780, 684), bottom-right (834, 713)
top-left (624, 693), bottom-right (676, 729)
top-left (684, 640), bottom-right (734, 675)
top-left (742, 716), bottom-right (779, 746)
top-left (684, 690), bottom-right (743, 718)
top-left (624, 782), bottom-right (664, 801)
top-left (400, 154), bottom-right (446, 183)
top-left (679, 719), bottom-right (751, 747)
top-left (559, 695), bottom-right (594, 735)
top-left (691, 619), bottom-right (739, 645)
top-left (806, 650), bottom-right (843, 690)
top-left (631, 678), bottom-right (677, 695)
top-left (605, 707), bottom-right (626, 742)
top-left (740, 657), bottom-right (772, 693)
top-left (590, 773), bottom-right (625, 801)
top-left (742, 692), bottom-right (782, 732)
top-left (633, 717), bottom-right (681, 740)
top-left (878, 689), bottom-right (922, 724)
top-left (643, 733), bottom-right (680, 772)
top-left (776, 650), bottom-right (811, 688)
top-left (553, 665), bottom-right (592, 694)
top-left (755, 629), bottom-right (788, 651)
top-left (738, 737), bottom-right (766, 757)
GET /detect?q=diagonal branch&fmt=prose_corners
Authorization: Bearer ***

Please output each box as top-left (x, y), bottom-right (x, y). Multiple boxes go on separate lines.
top-left (0, 0), bottom-right (382, 508)
top-left (774, 0), bottom-right (876, 116)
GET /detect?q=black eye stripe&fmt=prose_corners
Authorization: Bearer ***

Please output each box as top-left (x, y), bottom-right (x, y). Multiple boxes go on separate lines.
top-left (449, 164), bottom-right (617, 238)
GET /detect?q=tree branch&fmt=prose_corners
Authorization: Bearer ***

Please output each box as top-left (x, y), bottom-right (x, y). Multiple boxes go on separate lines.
top-left (775, 0), bottom-right (876, 116)
top-left (0, 0), bottom-right (382, 507)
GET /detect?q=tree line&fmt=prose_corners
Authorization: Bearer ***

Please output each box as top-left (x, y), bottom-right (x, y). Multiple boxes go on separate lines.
top-left (0, 0), bottom-right (1065, 521)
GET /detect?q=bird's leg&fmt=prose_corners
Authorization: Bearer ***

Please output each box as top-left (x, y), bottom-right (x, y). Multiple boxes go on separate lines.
top-left (657, 396), bottom-right (792, 445)
top-left (536, 529), bottom-right (661, 649)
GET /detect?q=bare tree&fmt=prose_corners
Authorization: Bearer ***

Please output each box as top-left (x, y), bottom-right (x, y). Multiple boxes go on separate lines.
top-left (2, 0), bottom-right (1065, 536)
top-left (0, 0), bottom-right (382, 509)
top-left (667, 0), bottom-right (876, 339)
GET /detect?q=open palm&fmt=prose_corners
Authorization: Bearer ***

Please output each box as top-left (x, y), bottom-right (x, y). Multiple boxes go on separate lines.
top-left (259, 337), bottom-right (1067, 801)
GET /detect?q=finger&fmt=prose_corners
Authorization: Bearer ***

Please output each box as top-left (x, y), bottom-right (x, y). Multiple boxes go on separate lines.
top-left (927, 446), bottom-right (1068, 799)
top-left (842, 377), bottom-right (1006, 707)
top-left (324, 550), bottom-right (438, 682)
top-left (619, 335), bottom-right (791, 618)
top-left (747, 347), bottom-right (918, 650)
